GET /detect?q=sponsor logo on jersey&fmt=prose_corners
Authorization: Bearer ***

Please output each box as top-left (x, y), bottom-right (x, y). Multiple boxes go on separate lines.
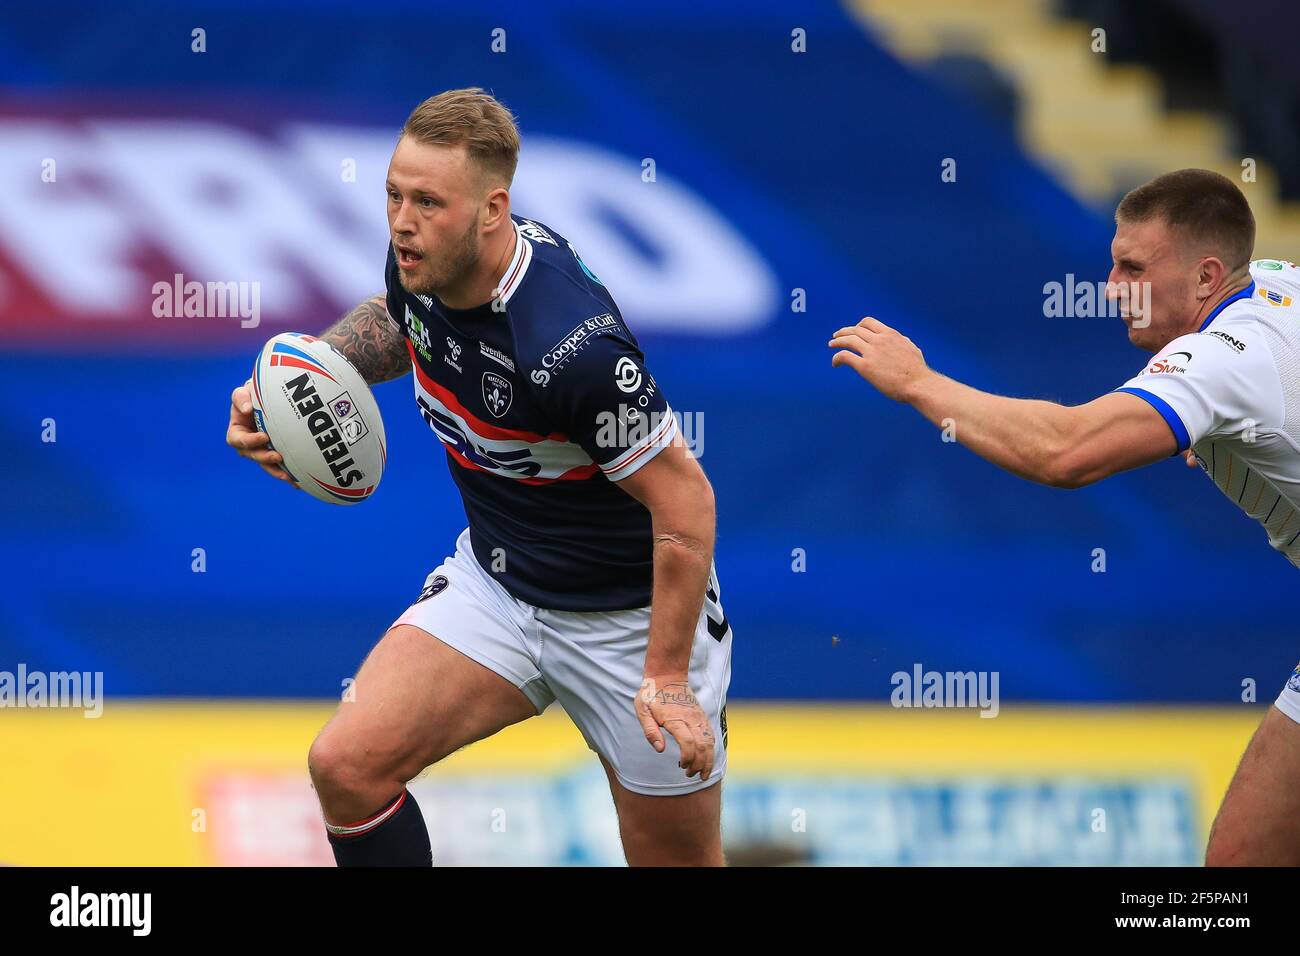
top-left (595, 403), bottom-right (675, 451)
top-left (405, 306), bottom-right (433, 362)
top-left (1207, 330), bottom-right (1246, 352)
top-left (1148, 351), bottom-right (1191, 375)
top-left (1288, 662), bottom-right (1300, 694)
top-left (408, 345), bottom-right (599, 484)
top-left (614, 356), bottom-right (643, 392)
top-left (482, 372), bottom-right (514, 418)
top-left (531, 313), bottom-right (622, 388)
top-left (1257, 287), bottom-right (1293, 308)
top-left (415, 574), bottom-right (449, 603)
top-left (517, 219), bottom-right (558, 246)
top-left (480, 341), bottom-right (517, 372)
top-left (280, 372), bottom-right (365, 487)
top-left (417, 294), bottom-right (435, 309)
top-left (445, 336), bottom-right (463, 373)
top-left (414, 390), bottom-right (595, 482)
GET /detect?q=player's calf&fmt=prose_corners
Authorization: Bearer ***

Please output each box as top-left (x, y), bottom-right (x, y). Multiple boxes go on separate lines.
top-left (1205, 705), bottom-right (1300, 866)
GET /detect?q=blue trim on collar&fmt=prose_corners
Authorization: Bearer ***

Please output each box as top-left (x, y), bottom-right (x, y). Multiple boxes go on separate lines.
top-left (1197, 280), bottom-right (1255, 332)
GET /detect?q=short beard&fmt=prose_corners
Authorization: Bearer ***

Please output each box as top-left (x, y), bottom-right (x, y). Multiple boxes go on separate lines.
top-left (399, 214), bottom-right (481, 298)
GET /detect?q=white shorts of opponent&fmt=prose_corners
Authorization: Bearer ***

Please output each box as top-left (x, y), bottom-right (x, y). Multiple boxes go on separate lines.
top-left (393, 527), bottom-right (732, 796)
top-left (1276, 663), bottom-right (1300, 724)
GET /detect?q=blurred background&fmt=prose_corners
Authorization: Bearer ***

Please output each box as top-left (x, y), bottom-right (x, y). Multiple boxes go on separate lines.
top-left (2, 0), bottom-right (1296, 865)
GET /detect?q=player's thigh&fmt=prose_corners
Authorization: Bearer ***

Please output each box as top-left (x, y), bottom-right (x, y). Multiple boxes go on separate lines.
top-left (312, 624), bottom-right (538, 785)
top-left (600, 757), bottom-right (724, 867)
top-left (538, 585), bottom-right (731, 798)
top-left (1206, 705), bottom-right (1300, 866)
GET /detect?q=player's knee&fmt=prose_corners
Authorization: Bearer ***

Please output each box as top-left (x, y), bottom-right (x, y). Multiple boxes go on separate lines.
top-left (308, 731), bottom-right (387, 802)
top-left (307, 731), bottom-right (359, 797)
top-left (309, 725), bottom-right (429, 798)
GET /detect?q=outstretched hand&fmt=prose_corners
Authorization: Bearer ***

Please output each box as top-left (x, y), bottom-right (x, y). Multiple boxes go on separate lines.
top-left (828, 316), bottom-right (932, 402)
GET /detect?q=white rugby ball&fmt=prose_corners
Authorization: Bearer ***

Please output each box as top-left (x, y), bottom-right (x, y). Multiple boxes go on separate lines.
top-left (249, 332), bottom-right (386, 505)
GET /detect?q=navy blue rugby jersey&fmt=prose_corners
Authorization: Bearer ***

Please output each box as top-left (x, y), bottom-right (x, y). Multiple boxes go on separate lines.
top-left (383, 214), bottom-right (679, 611)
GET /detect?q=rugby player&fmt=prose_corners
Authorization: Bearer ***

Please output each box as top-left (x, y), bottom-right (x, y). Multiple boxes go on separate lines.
top-left (829, 168), bottom-right (1300, 866)
top-left (226, 88), bottom-right (731, 866)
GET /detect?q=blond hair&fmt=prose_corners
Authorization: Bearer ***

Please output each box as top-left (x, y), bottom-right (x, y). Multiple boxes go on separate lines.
top-left (401, 88), bottom-right (520, 188)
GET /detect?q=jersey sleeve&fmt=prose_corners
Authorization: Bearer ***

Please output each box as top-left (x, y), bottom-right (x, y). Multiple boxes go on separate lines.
top-left (1113, 329), bottom-right (1280, 451)
top-left (540, 322), bottom-right (679, 482)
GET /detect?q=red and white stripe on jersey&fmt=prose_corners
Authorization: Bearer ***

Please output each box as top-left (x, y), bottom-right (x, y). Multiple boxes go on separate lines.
top-left (410, 346), bottom-right (600, 484)
top-left (601, 406), bottom-right (679, 482)
top-left (494, 222), bottom-right (533, 306)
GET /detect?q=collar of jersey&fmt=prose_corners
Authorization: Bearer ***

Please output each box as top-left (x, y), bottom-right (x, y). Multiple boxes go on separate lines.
top-left (492, 219), bottom-right (531, 306)
top-left (1196, 279), bottom-right (1256, 332)
top-left (424, 221), bottom-right (528, 319)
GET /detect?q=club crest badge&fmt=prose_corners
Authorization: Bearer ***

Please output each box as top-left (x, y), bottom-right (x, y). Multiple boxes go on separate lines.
top-left (482, 372), bottom-right (513, 418)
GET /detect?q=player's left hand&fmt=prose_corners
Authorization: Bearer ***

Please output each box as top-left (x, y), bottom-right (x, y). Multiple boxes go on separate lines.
top-left (636, 675), bottom-right (716, 781)
top-left (829, 316), bottom-right (931, 402)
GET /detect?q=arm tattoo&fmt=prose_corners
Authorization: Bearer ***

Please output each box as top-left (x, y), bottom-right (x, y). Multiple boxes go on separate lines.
top-left (320, 294), bottom-right (410, 385)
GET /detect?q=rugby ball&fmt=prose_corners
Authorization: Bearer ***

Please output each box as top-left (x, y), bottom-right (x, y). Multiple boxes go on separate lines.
top-left (249, 333), bottom-right (387, 505)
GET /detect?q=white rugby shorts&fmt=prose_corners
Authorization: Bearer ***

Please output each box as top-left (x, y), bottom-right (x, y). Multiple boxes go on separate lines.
top-left (392, 527), bottom-right (732, 796)
top-left (1275, 662), bottom-right (1300, 725)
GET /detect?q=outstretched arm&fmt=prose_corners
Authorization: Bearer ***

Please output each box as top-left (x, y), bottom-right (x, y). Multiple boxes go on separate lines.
top-left (829, 316), bottom-right (1177, 488)
top-left (321, 294), bottom-right (411, 385)
top-left (616, 437), bottom-right (718, 781)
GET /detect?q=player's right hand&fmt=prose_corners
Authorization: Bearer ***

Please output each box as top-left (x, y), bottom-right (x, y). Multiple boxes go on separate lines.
top-left (226, 380), bottom-right (297, 484)
top-left (636, 675), bottom-right (716, 781)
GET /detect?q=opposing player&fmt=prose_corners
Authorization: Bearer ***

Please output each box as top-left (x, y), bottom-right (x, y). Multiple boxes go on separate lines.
top-left (830, 168), bottom-right (1300, 866)
top-left (226, 89), bottom-right (731, 866)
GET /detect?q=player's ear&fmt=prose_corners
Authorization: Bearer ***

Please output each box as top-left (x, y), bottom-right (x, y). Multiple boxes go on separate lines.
top-left (1198, 255), bottom-right (1226, 298)
top-left (482, 185), bottom-right (510, 231)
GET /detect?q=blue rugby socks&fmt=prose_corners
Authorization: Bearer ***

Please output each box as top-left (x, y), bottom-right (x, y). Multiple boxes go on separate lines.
top-left (324, 789), bottom-right (433, 866)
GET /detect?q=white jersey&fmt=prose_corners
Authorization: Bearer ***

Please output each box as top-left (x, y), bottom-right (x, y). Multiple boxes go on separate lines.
top-left (1115, 259), bottom-right (1300, 569)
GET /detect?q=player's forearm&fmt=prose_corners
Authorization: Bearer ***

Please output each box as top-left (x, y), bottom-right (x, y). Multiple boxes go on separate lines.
top-left (321, 294), bottom-right (410, 385)
top-left (642, 504), bottom-right (715, 677)
top-left (906, 371), bottom-right (1075, 485)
